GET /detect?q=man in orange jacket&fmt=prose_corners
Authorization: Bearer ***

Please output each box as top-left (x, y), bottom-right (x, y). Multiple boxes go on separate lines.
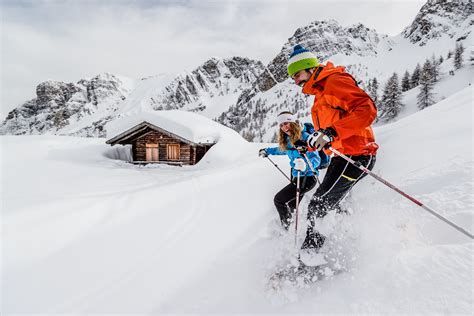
top-left (287, 45), bottom-right (378, 261)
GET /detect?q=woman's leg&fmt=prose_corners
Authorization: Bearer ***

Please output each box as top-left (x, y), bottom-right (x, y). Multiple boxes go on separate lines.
top-left (274, 176), bottom-right (317, 230)
top-left (274, 182), bottom-right (297, 229)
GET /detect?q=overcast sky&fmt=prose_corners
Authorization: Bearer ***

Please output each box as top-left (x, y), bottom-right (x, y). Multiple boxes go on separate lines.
top-left (0, 0), bottom-right (425, 118)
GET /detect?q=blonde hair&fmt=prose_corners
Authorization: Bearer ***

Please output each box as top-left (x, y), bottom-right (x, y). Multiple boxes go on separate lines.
top-left (277, 111), bottom-right (301, 151)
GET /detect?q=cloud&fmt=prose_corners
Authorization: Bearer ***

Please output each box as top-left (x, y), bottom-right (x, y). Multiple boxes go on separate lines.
top-left (0, 0), bottom-right (425, 118)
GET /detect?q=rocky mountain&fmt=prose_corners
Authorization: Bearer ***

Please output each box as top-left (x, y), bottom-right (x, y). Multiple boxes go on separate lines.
top-left (0, 57), bottom-right (264, 137)
top-left (149, 57), bottom-right (264, 113)
top-left (402, 0), bottom-right (472, 46)
top-left (1, 0), bottom-right (471, 141)
top-left (254, 20), bottom-right (385, 93)
top-left (1, 73), bottom-right (131, 137)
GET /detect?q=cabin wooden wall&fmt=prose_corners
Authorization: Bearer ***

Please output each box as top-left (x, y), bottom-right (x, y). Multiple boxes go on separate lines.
top-left (133, 131), bottom-right (193, 165)
top-left (195, 146), bottom-right (207, 163)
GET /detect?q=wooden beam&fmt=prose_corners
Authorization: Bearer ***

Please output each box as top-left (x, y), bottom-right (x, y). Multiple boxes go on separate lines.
top-left (115, 126), bottom-right (151, 145)
top-left (106, 122), bottom-right (149, 145)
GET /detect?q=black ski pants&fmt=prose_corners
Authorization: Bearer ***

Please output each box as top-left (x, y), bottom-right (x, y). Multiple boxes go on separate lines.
top-left (274, 175), bottom-right (317, 222)
top-left (306, 154), bottom-right (376, 236)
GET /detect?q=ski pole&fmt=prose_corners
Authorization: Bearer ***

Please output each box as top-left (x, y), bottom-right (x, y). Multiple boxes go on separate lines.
top-left (265, 156), bottom-right (291, 182)
top-left (329, 147), bottom-right (474, 240)
top-left (295, 170), bottom-right (301, 247)
top-left (291, 145), bottom-right (322, 186)
top-left (301, 152), bottom-right (322, 187)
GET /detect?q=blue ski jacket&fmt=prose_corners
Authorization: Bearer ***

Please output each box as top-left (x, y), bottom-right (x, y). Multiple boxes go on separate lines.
top-left (264, 123), bottom-right (330, 178)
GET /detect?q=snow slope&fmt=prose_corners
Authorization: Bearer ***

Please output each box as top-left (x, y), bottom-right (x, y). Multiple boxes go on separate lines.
top-left (2, 87), bottom-right (473, 313)
top-left (391, 58), bottom-right (473, 122)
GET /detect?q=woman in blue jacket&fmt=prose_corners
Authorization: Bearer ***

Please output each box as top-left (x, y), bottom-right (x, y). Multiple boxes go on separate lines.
top-left (259, 111), bottom-right (329, 230)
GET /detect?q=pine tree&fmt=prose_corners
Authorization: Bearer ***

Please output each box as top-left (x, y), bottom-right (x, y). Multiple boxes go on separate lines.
top-left (417, 59), bottom-right (436, 110)
top-left (379, 73), bottom-right (403, 122)
top-left (431, 55), bottom-right (440, 82)
top-left (410, 63), bottom-right (421, 88)
top-left (439, 55), bottom-right (444, 64)
top-left (271, 132), bottom-right (278, 143)
top-left (447, 50), bottom-right (453, 59)
top-left (454, 42), bottom-right (465, 70)
top-left (367, 77), bottom-right (379, 108)
top-left (401, 70), bottom-right (411, 92)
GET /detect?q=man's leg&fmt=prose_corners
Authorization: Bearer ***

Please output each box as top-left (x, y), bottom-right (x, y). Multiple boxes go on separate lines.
top-left (302, 155), bottom-right (376, 250)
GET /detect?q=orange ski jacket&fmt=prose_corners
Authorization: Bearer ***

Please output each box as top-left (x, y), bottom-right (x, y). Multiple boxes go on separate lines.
top-left (302, 62), bottom-right (379, 156)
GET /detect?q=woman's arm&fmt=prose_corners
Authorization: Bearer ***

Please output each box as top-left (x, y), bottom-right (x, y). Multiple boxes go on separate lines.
top-left (265, 147), bottom-right (287, 156)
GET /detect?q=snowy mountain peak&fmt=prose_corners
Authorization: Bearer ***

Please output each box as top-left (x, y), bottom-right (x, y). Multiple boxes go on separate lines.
top-left (253, 19), bottom-right (384, 92)
top-left (146, 56), bottom-right (265, 114)
top-left (0, 73), bottom-right (132, 136)
top-left (77, 72), bottom-right (131, 106)
top-left (402, 0), bottom-right (473, 45)
top-left (35, 81), bottom-right (81, 109)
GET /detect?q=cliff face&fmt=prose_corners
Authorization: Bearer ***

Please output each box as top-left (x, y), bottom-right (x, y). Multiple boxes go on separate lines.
top-left (402, 0), bottom-right (473, 45)
top-left (1, 73), bottom-right (129, 136)
top-left (151, 57), bottom-right (265, 112)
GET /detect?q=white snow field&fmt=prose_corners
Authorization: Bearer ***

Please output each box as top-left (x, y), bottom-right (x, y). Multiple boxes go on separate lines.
top-left (2, 87), bottom-right (473, 314)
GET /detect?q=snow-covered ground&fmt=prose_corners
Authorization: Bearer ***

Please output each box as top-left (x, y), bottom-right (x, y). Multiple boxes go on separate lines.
top-left (2, 87), bottom-right (473, 314)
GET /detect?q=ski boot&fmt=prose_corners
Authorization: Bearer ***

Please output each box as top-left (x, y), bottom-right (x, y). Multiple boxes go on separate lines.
top-left (299, 231), bottom-right (327, 266)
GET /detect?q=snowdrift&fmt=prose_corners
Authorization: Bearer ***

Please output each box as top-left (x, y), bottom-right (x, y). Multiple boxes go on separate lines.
top-left (2, 87), bottom-right (473, 314)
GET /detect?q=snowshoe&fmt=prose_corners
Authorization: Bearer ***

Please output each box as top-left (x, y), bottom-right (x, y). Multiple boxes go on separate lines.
top-left (267, 255), bottom-right (342, 291)
top-left (280, 216), bottom-right (292, 231)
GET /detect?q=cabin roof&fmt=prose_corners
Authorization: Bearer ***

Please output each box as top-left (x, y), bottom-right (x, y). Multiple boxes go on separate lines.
top-left (105, 110), bottom-right (220, 146)
top-left (106, 121), bottom-right (215, 146)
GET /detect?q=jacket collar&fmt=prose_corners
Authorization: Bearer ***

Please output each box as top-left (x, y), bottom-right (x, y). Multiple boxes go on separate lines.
top-left (301, 62), bottom-right (345, 95)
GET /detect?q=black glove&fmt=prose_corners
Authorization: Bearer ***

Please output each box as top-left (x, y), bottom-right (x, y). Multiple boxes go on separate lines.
top-left (296, 146), bottom-right (307, 154)
top-left (321, 127), bottom-right (337, 140)
top-left (307, 127), bottom-right (337, 150)
top-left (258, 148), bottom-right (268, 158)
top-left (293, 139), bottom-right (308, 154)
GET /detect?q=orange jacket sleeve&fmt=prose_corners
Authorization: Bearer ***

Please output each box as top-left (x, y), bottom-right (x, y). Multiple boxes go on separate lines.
top-left (323, 73), bottom-right (377, 140)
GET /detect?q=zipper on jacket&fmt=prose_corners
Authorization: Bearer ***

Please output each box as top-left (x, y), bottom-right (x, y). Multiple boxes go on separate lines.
top-left (312, 66), bottom-right (324, 83)
top-left (315, 110), bottom-right (321, 130)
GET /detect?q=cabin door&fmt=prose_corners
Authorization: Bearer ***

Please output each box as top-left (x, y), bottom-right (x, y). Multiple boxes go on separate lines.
top-left (167, 144), bottom-right (180, 160)
top-left (146, 143), bottom-right (159, 161)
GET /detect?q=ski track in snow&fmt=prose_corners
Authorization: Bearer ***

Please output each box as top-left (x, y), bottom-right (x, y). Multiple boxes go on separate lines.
top-left (49, 176), bottom-right (210, 312)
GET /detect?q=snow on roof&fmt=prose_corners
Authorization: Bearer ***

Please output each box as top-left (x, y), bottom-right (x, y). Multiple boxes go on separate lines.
top-left (105, 110), bottom-right (238, 145)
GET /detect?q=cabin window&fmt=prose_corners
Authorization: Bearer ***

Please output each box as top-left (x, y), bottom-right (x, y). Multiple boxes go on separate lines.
top-left (167, 144), bottom-right (180, 160)
top-left (146, 143), bottom-right (159, 161)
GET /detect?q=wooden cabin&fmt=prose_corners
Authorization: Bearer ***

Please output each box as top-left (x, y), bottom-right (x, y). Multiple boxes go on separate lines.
top-left (106, 121), bottom-right (215, 166)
